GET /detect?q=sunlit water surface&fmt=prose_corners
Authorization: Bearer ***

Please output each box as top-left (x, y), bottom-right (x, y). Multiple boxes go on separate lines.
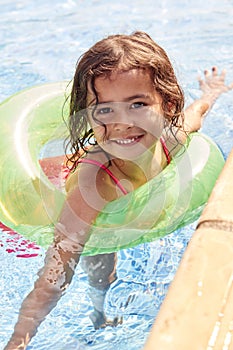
top-left (0, 1), bottom-right (233, 349)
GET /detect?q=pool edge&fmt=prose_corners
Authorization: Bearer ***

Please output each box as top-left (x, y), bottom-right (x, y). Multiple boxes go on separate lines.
top-left (143, 147), bottom-right (233, 349)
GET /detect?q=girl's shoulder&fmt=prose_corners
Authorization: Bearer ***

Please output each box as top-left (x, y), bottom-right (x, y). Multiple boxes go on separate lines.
top-left (65, 147), bottom-right (116, 200)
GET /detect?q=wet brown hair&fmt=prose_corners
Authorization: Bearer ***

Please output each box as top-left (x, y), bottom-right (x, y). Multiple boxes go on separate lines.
top-left (65, 31), bottom-right (184, 163)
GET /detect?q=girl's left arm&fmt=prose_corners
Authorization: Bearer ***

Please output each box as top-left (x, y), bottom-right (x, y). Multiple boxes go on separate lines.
top-left (183, 66), bottom-right (233, 132)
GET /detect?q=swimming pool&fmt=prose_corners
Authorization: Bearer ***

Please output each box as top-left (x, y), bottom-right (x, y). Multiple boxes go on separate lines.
top-left (0, 1), bottom-right (233, 349)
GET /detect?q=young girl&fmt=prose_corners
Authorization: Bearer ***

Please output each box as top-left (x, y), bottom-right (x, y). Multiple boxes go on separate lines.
top-left (4, 31), bottom-right (233, 350)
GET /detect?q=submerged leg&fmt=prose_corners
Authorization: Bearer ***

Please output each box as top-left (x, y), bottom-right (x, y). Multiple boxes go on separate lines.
top-left (81, 253), bottom-right (121, 329)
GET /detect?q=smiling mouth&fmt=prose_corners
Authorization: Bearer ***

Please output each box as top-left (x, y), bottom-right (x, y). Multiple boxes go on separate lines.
top-left (114, 135), bottom-right (143, 145)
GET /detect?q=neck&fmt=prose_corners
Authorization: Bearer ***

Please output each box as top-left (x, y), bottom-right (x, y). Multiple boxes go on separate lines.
top-left (111, 141), bottom-right (166, 185)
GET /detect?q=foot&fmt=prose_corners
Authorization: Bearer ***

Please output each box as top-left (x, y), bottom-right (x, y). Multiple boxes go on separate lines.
top-left (90, 309), bottom-right (123, 330)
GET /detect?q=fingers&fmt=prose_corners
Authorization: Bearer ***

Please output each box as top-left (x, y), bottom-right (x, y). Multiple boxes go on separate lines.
top-left (199, 66), bottom-right (232, 89)
top-left (220, 68), bottom-right (226, 79)
top-left (212, 66), bottom-right (218, 76)
top-left (203, 66), bottom-right (217, 77)
top-left (203, 66), bottom-right (227, 79)
top-left (197, 64), bottom-right (233, 94)
top-left (204, 66), bottom-right (218, 77)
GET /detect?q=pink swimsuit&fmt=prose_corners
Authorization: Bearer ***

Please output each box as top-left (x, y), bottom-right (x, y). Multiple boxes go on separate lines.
top-left (74, 137), bottom-right (171, 195)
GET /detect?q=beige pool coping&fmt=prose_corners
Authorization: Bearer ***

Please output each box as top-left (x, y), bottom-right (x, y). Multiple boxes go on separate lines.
top-left (143, 148), bottom-right (233, 350)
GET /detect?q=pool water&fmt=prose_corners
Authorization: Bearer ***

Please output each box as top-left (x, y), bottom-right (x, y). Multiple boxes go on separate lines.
top-left (0, 225), bottom-right (195, 350)
top-left (0, 1), bottom-right (233, 349)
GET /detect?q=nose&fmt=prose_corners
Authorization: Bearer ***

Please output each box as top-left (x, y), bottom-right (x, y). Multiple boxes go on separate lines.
top-left (113, 120), bottom-right (134, 131)
top-left (112, 105), bottom-right (135, 130)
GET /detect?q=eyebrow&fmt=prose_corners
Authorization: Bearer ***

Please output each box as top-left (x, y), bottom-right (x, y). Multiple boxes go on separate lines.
top-left (97, 94), bottom-right (151, 104)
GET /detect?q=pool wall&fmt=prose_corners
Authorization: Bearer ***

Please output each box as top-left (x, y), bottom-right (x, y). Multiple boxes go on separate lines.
top-left (144, 147), bottom-right (233, 349)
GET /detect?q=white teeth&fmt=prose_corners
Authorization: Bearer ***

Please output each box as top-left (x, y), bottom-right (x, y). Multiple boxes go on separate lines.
top-left (115, 137), bottom-right (137, 144)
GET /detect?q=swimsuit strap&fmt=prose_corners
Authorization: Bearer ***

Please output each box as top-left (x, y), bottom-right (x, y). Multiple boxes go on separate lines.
top-left (77, 158), bottom-right (128, 195)
top-left (160, 137), bottom-right (171, 164)
top-left (76, 138), bottom-right (170, 195)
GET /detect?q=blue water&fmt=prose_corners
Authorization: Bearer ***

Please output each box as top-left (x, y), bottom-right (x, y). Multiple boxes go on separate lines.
top-left (0, 1), bottom-right (233, 349)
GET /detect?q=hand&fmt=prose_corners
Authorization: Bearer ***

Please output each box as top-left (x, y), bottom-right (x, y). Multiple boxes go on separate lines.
top-left (183, 66), bottom-right (232, 133)
top-left (198, 66), bottom-right (233, 102)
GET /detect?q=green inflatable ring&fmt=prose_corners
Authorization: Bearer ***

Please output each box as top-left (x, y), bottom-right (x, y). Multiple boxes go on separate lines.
top-left (0, 82), bottom-right (225, 255)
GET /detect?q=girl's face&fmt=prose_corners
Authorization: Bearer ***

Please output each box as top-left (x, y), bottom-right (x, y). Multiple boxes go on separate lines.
top-left (87, 69), bottom-right (165, 160)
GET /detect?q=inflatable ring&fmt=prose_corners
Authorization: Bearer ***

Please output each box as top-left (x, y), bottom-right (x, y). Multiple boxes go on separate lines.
top-left (0, 82), bottom-right (225, 255)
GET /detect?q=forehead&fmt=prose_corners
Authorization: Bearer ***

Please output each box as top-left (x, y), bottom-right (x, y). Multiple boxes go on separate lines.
top-left (87, 69), bottom-right (155, 104)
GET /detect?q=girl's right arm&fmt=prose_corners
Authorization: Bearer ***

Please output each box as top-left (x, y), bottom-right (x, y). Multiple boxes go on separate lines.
top-left (4, 172), bottom-right (101, 350)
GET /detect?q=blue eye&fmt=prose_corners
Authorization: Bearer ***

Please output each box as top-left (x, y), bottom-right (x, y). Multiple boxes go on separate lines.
top-left (131, 102), bottom-right (146, 109)
top-left (96, 106), bottom-right (113, 115)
